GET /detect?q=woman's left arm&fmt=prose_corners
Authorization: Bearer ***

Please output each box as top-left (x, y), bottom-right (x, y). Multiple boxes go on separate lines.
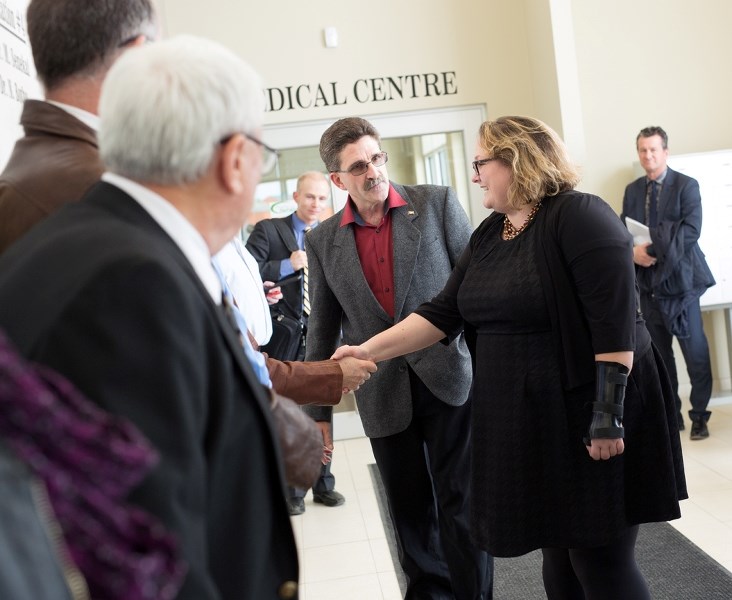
top-left (556, 195), bottom-right (638, 460)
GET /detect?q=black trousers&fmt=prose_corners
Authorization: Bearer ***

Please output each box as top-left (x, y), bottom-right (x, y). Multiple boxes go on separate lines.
top-left (370, 369), bottom-right (493, 600)
top-left (641, 294), bottom-right (713, 422)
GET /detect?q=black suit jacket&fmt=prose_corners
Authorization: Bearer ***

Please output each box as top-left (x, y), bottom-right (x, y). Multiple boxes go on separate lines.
top-left (621, 167), bottom-right (714, 334)
top-left (0, 182), bottom-right (298, 599)
top-left (246, 215), bottom-right (304, 321)
top-left (621, 166), bottom-right (704, 261)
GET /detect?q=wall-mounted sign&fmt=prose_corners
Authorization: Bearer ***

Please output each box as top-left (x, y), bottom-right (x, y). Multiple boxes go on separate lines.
top-left (1, 0), bottom-right (42, 168)
top-left (264, 71), bottom-right (458, 113)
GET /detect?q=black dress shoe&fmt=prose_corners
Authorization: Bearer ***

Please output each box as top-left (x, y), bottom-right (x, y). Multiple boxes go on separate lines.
top-left (312, 490), bottom-right (345, 507)
top-left (677, 415), bottom-right (685, 431)
top-left (690, 419), bottom-right (709, 441)
top-left (287, 497), bottom-right (305, 516)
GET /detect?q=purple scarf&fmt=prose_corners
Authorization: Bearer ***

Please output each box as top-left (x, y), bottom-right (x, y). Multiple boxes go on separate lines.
top-left (0, 331), bottom-right (186, 599)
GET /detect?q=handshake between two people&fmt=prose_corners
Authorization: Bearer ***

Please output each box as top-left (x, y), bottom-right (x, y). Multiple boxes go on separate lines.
top-left (336, 353), bottom-right (376, 394)
top-left (333, 345), bottom-right (376, 394)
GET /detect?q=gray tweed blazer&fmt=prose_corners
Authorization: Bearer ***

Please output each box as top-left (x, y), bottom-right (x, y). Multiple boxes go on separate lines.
top-left (303, 182), bottom-right (472, 438)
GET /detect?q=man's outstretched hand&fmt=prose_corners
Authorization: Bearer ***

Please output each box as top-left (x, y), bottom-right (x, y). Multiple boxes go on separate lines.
top-left (337, 355), bottom-right (376, 393)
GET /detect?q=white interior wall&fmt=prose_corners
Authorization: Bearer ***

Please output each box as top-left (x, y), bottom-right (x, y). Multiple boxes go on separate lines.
top-left (3, 0), bottom-right (730, 394)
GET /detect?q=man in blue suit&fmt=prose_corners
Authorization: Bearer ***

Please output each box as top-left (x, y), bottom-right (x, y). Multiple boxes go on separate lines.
top-left (621, 126), bottom-right (715, 440)
top-left (304, 117), bottom-right (493, 599)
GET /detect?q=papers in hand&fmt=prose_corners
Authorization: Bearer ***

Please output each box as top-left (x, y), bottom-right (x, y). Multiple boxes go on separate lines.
top-left (625, 217), bottom-right (651, 245)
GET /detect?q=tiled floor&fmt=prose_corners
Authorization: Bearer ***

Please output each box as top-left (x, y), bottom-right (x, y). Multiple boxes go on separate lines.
top-left (293, 397), bottom-right (732, 599)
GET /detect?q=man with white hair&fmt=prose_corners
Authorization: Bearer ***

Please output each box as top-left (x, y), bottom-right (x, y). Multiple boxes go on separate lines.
top-left (0, 36), bottom-right (299, 600)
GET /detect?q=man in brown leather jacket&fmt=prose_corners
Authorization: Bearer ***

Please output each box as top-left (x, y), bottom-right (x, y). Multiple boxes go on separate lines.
top-left (0, 0), bottom-right (157, 255)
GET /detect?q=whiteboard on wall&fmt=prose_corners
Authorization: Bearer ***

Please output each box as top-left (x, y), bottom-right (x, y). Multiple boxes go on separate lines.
top-left (0, 0), bottom-right (42, 169)
top-left (667, 150), bottom-right (732, 309)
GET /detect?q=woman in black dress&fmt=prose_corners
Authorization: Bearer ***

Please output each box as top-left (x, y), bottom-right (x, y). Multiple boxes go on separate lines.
top-left (333, 116), bottom-right (686, 600)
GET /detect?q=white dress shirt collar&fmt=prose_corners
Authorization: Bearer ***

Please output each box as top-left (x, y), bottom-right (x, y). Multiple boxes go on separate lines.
top-left (46, 100), bottom-right (101, 132)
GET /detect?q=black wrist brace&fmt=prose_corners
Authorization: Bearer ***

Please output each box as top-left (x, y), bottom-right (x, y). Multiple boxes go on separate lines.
top-left (584, 361), bottom-right (629, 446)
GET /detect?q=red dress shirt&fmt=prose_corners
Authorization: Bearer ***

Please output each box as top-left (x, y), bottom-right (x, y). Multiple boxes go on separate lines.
top-left (339, 184), bottom-right (407, 319)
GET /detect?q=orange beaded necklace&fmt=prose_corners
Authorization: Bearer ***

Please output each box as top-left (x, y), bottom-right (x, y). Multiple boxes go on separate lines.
top-left (502, 200), bottom-right (543, 241)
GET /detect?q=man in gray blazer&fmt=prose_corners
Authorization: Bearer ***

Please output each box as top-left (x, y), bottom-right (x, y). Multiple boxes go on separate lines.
top-left (304, 117), bottom-right (493, 599)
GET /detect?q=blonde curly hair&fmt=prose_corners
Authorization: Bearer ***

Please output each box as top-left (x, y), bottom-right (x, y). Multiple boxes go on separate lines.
top-left (477, 116), bottom-right (580, 210)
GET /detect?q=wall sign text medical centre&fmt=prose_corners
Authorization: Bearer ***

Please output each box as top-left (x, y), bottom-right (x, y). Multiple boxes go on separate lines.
top-left (264, 71), bottom-right (458, 112)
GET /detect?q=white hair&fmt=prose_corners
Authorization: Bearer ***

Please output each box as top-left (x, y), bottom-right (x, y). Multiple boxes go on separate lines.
top-left (98, 35), bottom-right (264, 185)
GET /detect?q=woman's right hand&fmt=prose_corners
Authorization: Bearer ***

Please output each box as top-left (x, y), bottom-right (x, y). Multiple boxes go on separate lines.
top-left (332, 344), bottom-right (370, 361)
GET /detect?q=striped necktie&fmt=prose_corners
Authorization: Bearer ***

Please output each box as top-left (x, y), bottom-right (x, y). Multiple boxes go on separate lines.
top-left (302, 227), bottom-right (311, 315)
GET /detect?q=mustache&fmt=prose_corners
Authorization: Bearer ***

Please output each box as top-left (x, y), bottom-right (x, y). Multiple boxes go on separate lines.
top-left (364, 177), bottom-right (386, 191)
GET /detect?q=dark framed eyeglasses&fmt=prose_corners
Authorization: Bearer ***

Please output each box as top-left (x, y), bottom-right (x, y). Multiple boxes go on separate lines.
top-left (472, 158), bottom-right (494, 176)
top-left (220, 132), bottom-right (280, 175)
top-left (337, 151), bottom-right (388, 177)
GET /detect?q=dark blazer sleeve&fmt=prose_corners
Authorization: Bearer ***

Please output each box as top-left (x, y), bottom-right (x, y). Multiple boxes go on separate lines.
top-left (541, 192), bottom-right (636, 387)
top-left (620, 177), bottom-right (648, 233)
top-left (556, 194), bottom-right (636, 354)
top-left (301, 219), bottom-right (348, 423)
top-left (246, 219), bottom-right (287, 282)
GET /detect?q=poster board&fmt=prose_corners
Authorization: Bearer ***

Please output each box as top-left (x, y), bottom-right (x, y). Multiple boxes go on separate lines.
top-left (1, 0), bottom-right (42, 169)
top-left (667, 150), bottom-right (732, 309)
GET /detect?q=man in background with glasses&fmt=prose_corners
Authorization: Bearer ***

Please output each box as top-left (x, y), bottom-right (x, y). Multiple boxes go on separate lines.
top-left (0, 0), bottom-right (158, 256)
top-left (247, 170), bottom-right (347, 516)
top-left (303, 117), bottom-right (494, 599)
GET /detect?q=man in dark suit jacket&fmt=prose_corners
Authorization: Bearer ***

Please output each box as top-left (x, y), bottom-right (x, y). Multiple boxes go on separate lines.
top-left (247, 171), bottom-right (346, 515)
top-left (304, 117), bottom-right (493, 599)
top-left (247, 171), bottom-right (332, 325)
top-left (621, 126), bottom-right (715, 441)
top-left (0, 37), bottom-right (300, 599)
top-left (0, 0), bottom-right (157, 256)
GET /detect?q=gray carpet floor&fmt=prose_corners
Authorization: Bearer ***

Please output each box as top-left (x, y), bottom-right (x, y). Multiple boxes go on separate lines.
top-left (368, 464), bottom-right (732, 599)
